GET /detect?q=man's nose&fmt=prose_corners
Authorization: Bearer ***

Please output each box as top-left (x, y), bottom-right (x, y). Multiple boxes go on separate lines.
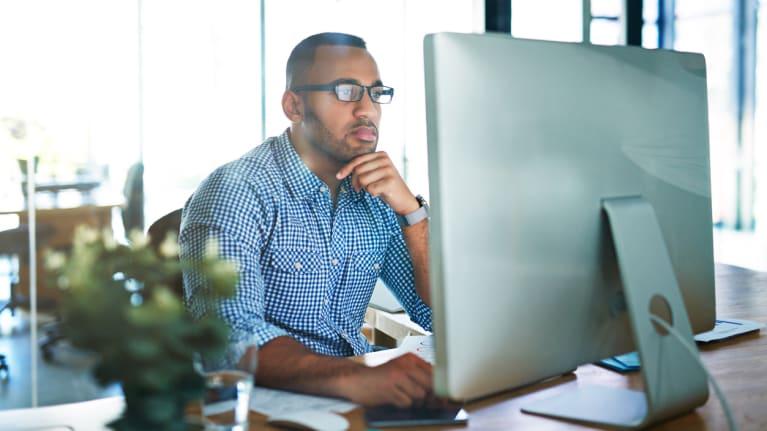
top-left (353, 88), bottom-right (379, 119)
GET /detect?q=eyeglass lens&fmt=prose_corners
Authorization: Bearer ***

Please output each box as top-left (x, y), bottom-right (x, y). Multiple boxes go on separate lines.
top-left (335, 84), bottom-right (393, 104)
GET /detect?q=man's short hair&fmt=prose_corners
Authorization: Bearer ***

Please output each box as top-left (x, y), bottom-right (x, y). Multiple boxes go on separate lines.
top-left (286, 32), bottom-right (367, 90)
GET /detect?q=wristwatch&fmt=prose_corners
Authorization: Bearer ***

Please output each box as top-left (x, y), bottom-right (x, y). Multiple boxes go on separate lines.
top-left (397, 195), bottom-right (429, 227)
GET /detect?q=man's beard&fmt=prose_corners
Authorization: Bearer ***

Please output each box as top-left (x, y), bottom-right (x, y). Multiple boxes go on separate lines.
top-left (304, 106), bottom-right (377, 164)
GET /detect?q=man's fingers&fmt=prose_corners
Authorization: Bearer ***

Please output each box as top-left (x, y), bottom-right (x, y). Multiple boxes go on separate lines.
top-left (394, 377), bottom-right (427, 405)
top-left (391, 389), bottom-right (414, 408)
top-left (363, 178), bottom-right (392, 197)
top-left (355, 169), bottom-right (388, 192)
top-left (406, 365), bottom-right (432, 390)
top-left (401, 352), bottom-right (431, 370)
top-left (395, 353), bottom-right (433, 394)
top-left (350, 157), bottom-right (390, 178)
top-left (336, 151), bottom-right (387, 179)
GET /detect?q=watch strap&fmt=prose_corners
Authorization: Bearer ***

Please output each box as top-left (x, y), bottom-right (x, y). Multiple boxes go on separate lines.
top-left (397, 195), bottom-right (429, 227)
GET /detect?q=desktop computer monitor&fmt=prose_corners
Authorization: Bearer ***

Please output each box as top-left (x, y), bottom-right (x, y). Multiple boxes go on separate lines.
top-left (423, 32), bottom-right (716, 406)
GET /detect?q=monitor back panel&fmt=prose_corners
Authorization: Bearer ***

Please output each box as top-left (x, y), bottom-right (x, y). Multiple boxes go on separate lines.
top-left (424, 32), bottom-right (715, 400)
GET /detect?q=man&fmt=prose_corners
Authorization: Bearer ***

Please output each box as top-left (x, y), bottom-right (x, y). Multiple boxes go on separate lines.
top-left (180, 33), bottom-right (433, 407)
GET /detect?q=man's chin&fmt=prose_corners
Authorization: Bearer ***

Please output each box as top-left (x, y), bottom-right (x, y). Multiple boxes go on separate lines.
top-left (345, 138), bottom-right (377, 157)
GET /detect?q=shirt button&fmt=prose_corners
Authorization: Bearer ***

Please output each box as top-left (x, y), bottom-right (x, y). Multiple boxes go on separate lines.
top-left (319, 185), bottom-right (328, 193)
top-left (294, 261), bottom-right (303, 270)
top-left (372, 263), bottom-right (381, 271)
top-left (324, 298), bottom-right (329, 305)
top-left (340, 186), bottom-right (346, 194)
top-left (331, 258), bottom-right (339, 266)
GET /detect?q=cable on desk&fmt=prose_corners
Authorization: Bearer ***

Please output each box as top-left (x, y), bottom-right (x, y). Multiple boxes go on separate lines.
top-left (649, 315), bottom-right (738, 431)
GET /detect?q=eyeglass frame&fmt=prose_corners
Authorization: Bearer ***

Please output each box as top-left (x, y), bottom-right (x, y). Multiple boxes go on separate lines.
top-left (291, 79), bottom-right (395, 104)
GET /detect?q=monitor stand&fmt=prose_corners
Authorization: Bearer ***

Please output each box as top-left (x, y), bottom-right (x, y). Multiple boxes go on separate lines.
top-left (521, 196), bottom-right (709, 429)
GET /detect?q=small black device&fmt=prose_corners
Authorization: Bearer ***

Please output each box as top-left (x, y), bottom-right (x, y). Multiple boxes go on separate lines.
top-left (365, 402), bottom-right (469, 427)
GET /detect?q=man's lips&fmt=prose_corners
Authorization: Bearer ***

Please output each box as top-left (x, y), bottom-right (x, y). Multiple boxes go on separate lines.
top-left (351, 126), bottom-right (377, 142)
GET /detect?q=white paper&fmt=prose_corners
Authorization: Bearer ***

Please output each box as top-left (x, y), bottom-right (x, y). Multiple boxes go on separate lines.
top-left (399, 335), bottom-right (435, 364)
top-left (250, 387), bottom-right (357, 417)
top-left (694, 318), bottom-right (765, 343)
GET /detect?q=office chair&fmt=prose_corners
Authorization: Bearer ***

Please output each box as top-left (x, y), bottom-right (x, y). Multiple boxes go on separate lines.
top-left (147, 208), bottom-right (183, 298)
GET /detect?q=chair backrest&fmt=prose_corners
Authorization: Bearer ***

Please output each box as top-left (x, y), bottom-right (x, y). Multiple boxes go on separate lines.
top-left (122, 162), bottom-right (144, 235)
top-left (147, 208), bottom-right (182, 252)
top-left (147, 208), bottom-right (183, 298)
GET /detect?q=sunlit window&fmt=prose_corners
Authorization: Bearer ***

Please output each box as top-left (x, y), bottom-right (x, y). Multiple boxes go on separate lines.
top-left (674, 0), bottom-right (738, 227)
top-left (0, 1), bottom-right (263, 227)
top-left (754, 2), bottom-right (767, 234)
top-left (0, 0), bottom-right (139, 206)
top-left (511, 0), bottom-right (583, 42)
top-left (590, 0), bottom-right (622, 45)
top-left (140, 1), bottom-right (262, 223)
top-left (642, 0), bottom-right (659, 49)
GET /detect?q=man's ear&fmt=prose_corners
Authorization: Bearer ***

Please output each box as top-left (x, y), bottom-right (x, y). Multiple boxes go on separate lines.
top-left (282, 91), bottom-right (304, 124)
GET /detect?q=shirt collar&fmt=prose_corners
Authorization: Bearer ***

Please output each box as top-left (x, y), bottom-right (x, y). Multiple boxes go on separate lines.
top-left (274, 129), bottom-right (365, 203)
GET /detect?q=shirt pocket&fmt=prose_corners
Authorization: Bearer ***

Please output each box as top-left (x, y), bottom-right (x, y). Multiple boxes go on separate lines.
top-left (352, 252), bottom-right (384, 277)
top-left (265, 249), bottom-right (325, 330)
top-left (269, 249), bottom-right (324, 274)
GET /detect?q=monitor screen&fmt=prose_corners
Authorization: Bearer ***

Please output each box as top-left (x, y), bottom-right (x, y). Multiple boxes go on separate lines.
top-left (424, 32), bottom-right (715, 400)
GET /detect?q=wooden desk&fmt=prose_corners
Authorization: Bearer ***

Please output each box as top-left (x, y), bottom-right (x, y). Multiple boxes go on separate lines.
top-left (312, 264), bottom-right (767, 430)
top-left (0, 264), bottom-right (763, 430)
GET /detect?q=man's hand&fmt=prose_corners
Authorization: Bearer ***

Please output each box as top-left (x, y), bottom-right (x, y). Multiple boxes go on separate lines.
top-left (341, 353), bottom-right (433, 407)
top-left (336, 151), bottom-right (419, 216)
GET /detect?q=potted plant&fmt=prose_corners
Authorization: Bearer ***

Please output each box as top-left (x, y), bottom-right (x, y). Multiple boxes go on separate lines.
top-left (46, 226), bottom-right (238, 431)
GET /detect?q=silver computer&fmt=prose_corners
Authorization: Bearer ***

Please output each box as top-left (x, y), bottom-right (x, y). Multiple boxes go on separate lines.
top-left (424, 32), bottom-right (715, 427)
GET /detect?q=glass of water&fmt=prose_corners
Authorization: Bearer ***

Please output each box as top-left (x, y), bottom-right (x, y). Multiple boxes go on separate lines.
top-left (201, 369), bottom-right (253, 430)
top-left (195, 345), bottom-right (257, 431)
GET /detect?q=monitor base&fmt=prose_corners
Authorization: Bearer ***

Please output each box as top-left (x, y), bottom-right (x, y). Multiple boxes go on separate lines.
top-left (523, 385), bottom-right (647, 428)
top-left (522, 196), bottom-right (709, 429)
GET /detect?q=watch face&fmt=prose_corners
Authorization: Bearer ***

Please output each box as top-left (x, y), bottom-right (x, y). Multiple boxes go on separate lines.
top-left (416, 195), bottom-right (429, 209)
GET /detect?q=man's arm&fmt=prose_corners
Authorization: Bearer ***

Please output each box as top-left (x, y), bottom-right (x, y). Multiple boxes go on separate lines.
top-left (181, 174), bottom-right (432, 407)
top-left (336, 151), bottom-right (430, 307)
top-left (400, 218), bottom-right (430, 307)
top-left (245, 336), bottom-right (432, 407)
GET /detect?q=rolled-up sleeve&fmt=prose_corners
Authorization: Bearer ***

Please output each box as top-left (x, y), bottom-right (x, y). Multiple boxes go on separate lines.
top-left (180, 167), bottom-right (288, 366)
top-left (379, 218), bottom-right (433, 332)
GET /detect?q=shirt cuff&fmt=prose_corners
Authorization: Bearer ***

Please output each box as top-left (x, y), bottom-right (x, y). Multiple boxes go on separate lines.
top-left (409, 303), bottom-right (433, 333)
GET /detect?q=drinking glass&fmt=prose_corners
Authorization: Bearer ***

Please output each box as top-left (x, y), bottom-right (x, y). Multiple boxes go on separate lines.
top-left (195, 345), bottom-right (257, 431)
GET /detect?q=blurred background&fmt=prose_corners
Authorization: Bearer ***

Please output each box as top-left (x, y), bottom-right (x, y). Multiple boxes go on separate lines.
top-left (0, 0), bottom-right (765, 409)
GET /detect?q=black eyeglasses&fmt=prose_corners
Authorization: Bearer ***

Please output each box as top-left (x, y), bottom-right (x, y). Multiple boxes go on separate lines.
top-left (292, 80), bottom-right (394, 104)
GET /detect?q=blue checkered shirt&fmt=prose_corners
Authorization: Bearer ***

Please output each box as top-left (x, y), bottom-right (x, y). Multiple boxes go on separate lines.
top-left (180, 130), bottom-right (432, 359)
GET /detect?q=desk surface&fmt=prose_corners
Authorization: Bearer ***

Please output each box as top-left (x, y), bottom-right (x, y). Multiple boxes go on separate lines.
top-left (311, 263), bottom-right (767, 431)
top-left (0, 264), bottom-right (764, 430)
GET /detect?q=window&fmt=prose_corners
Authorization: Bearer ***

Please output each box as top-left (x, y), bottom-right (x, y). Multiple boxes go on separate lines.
top-left (0, 0), bottom-right (139, 207)
top-left (642, 0), bottom-right (660, 49)
top-left (140, 1), bottom-right (263, 223)
top-left (511, 0), bottom-right (584, 42)
top-left (755, 1), bottom-right (767, 235)
top-left (674, 0), bottom-right (739, 228)
top-left (590, 0), bottom-right (622, 45)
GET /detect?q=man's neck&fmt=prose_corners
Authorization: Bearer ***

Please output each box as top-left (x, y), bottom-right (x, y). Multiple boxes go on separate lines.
top-left (288, 127), bottom-right (343, 195)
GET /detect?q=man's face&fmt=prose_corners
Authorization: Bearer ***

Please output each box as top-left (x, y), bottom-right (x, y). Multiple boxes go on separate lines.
top-left (298, 45), bottom-right (383, 164)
